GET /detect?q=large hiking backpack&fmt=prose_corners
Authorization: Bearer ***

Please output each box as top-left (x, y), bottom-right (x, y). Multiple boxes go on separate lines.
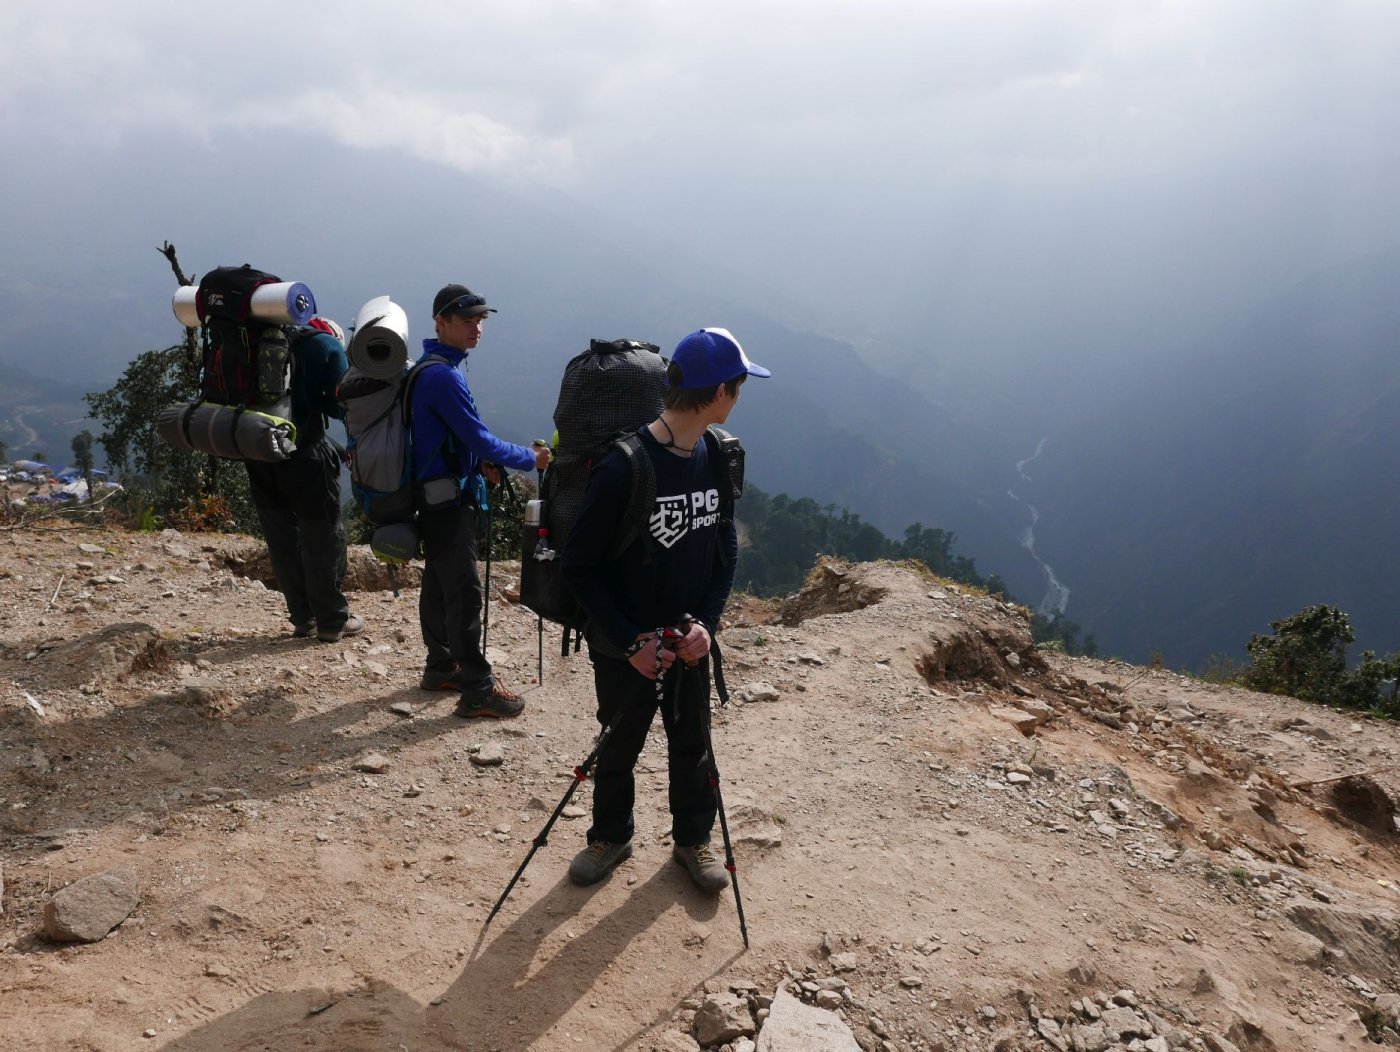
top-left (155, 265), bottom-right (313, 462)
top-left (521, 422), bottom-right (746, 651)
top-left (196, 265), bottom-right (295, 406)
top-left (337, 352), bottom-right (451, 526)
top-left (520, 339), bottom-right (669, 627)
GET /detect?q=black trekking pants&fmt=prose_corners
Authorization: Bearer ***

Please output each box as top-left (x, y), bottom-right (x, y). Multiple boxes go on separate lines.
top-left (587, 651), bottom-right (716, 849)
top-left (417, 501), bottom-right (492, 692)
top-left (245, 438), bottom-right (350, 632)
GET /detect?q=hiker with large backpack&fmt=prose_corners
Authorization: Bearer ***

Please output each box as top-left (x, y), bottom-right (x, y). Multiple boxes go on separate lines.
top-left (559, 327), bottom-right (769, 893)
top-left (245, 316), bottom-right (366, 643)
top-left (156, 263), bottom-right (362, 642)
top-left (411, 284), bottom-right (550, 719)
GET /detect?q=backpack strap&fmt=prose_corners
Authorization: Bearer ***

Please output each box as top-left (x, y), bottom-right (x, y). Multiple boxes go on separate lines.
top-left (703, 425), bottom-right (744, 568)
top-left (606, 431), bottom-right (657, 561)
top-left (178, 402), bottom-right (201, 449)
top-left (704, 425), bottom-right (744, 510)
top-left (401, 353), bottom-right (454, 480)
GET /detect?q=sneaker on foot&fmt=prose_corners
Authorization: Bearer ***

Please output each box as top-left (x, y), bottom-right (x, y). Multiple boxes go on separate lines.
top-left (292, 621), bottom-right (316, 638)
top-left (568, 840), bottom-right (633, 886)
top-left (673, 841), bottom-right (729, 893)
top-left (454, 682), bottom-right (525, 719)
top-left (317, 613), bottom-right (365, 643)
top-left (420, 664), bottom-right (464, 691)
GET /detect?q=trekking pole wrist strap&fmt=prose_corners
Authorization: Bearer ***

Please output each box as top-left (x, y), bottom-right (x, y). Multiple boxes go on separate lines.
top-left (624, 634), bottom-right (652, 659)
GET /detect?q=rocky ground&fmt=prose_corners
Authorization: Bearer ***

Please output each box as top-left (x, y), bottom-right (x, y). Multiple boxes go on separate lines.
top-left (1, 522), bottom-right (1399, 1052)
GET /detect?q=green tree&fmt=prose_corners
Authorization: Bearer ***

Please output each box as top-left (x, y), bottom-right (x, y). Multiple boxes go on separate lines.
top-left (1031, 612), bottom-right (1098, 657)
top-left (1241, 603), bottom-right (1400, 717)
top-left (1339, 651), bottom-right (1400, 717)
top-left (84, 344), bottom-right (257, 532)
top-left (1242, 604), bottom-right (1353, 704)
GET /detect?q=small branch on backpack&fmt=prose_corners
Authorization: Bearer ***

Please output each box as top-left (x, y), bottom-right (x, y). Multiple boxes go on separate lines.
top-left (158, 241), bottom-right (194, 287)
top-left (157, 240), bottom-right (200, 360)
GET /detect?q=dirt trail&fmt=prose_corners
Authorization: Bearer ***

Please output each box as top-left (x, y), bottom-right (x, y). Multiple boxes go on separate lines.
top-left (2, 526), bottom-right (1398, 1051)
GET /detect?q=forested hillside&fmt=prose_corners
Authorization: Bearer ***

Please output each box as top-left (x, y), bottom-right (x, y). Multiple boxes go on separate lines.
top-left (735, 485), bottom-right (1095, 655)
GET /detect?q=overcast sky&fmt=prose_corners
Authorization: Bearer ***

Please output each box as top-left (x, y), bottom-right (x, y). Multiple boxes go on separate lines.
top-left (4, 0), bottom-right (1399, 371)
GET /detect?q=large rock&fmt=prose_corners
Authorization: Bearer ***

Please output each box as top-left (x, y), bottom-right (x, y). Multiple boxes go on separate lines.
top-left (778, 559), bottom-right (889, 626)
top-left (1374, 993), bottom-right (1400, 1029)
top-left (1285, 900), bottom-right (1400, 978)
top-left (42, 867), bottom-right (140, 943)
top-left (222, 539), bottom-right (423, 593)
top-left (39, 624), bottom-right (164, 688)
top-left (693, 992), bottom-right (753, 1046)
top-left (755, 987), bottom-right (860, 1052)
top-left (1327, 774), bottom-right (1398, 834)
top-left (727, 803), bottom-right (783, 848)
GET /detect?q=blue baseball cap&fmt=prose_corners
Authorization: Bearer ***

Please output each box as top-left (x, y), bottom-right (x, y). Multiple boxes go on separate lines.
top-left (671, 328), bottom-right (771, 389)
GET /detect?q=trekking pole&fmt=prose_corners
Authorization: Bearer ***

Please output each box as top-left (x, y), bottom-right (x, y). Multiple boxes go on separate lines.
top-left (482, 495), bottom-right (493, 652)
top-left (480, 470), bottom-right (517, 655)
top-left (485, 693), bottom-right (631, 926)
top-left (535, 465), bottom-right (547, 685)
top-left (695, 677), bottom-right (749, 949)
top-left (661, 618), bottom-right (750, 949)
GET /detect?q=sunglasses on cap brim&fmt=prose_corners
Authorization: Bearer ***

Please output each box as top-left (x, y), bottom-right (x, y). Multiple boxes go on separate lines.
top-left (438, 294), bottom-right (490, 317)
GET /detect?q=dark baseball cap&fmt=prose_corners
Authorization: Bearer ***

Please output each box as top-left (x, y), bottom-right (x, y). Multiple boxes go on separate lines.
top-left (432, 284), bottom-right (496, 319)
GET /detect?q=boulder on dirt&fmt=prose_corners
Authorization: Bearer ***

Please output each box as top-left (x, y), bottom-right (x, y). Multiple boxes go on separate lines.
top-left (916, 623), bottom-right (1036, 687)
top-left (149, 677), bottom-right (235, 717)
top-left (779, 559), bottom-right (889, 626)
top-left (1284, 900), bottom-right (1400, 979)
top-left (222, 540), bottom-right (423, 593)
top-left (693, 991), bottom-right (753, 1045)
top-left (727, 803), bottom-right (783, 848)
top-left (1272, 927), bottom-right (1328, 967)
top-left (734, 681), bottom-right (781, 704)
top-left (1327, 774), bottom-right (1398, 835)
top-left (42, 866), bottom-right (139, 943)
top-left (38, 623), bottom-right (165, 688)
top-left (990, 705), bottom-right (1041, 736)
top-left (755, 987), bottom-right (859, 1051)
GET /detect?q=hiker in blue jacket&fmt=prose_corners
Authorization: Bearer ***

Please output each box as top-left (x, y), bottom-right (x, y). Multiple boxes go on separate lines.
top-left (412, 284), bottom-right (550, 718)
top-left (246, 317), bottom-right (364, 643)
top-left (561, 327), bottom-right (769, 892)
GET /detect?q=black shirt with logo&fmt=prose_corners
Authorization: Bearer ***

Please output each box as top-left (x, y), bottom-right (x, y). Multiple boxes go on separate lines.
top-left (561, 427), bottom-right (738, 652)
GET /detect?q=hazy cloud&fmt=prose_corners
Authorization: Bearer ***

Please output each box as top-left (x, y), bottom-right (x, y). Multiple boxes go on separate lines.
top-left (4, 0), bottom-right (1399, 358)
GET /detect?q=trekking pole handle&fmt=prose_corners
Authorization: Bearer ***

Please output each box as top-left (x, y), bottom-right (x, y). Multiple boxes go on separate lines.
top-left (660, 614), bottom-right (699, 668)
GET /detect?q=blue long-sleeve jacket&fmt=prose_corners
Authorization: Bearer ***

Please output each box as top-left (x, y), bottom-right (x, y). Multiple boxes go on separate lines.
top-left (561, 428), bottom-right (738, 652)
top-left (408, 339), bottom-right (536, 483)
top-left (288, 328), bottom-right (347, 449)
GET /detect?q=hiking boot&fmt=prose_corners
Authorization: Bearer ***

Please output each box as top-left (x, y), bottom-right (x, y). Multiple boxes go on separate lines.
top-left (673, 841), bottom-right (729, 893)
top-left (292, 621), bottom-right (316, 639)
top-left (454, 682), bottom-right (525, 719)
top-left (568, 840), bottom-right (633, 886)
top-left (317, 614), bottom-right (365, 643)
top-left (420, 664), bottom-right (465, 691)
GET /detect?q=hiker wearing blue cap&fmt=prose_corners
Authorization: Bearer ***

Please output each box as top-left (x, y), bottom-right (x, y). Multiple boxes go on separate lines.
top-left (561, 327), bottom-right (770, 892)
